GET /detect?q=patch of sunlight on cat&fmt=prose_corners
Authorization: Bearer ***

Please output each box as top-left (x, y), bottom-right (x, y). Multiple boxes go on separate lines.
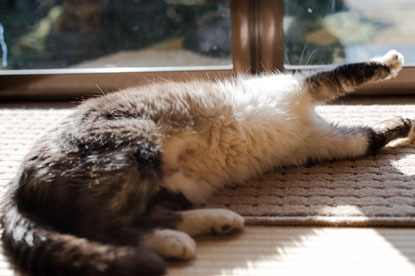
top-left (167, 227), bottom-right (415, 276)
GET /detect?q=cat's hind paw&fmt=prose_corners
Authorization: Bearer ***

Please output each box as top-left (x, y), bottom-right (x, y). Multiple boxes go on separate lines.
top-left (372, 50), bottom-right (404, 78)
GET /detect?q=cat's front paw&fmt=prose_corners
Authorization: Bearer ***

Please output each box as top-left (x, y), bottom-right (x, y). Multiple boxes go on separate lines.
top-left (141, 229), bottom-right (196, 260)
top-left (161, 230), bottom-right (196, 260)
top-left (207, 209), bottom-right (245, 235)
top-left (178, 208), bottom-right (245, 236)
top-left (373, 50), bottom-right (404, 78)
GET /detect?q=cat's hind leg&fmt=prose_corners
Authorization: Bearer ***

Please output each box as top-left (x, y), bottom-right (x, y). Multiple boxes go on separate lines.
top-left (365, 117), bottom-right (415, 154)
top-left (306, 116), bottom-right (415, 163)
top-left (304, 50), bottom-right (404, 103)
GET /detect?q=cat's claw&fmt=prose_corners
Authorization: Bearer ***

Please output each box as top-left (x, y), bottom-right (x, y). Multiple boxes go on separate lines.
top-left (373, 50), bottom-right (404, 78)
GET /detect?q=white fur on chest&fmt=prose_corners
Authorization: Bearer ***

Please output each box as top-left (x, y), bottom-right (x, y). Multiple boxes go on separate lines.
top-left (161, 74), bottom-right (313, 203)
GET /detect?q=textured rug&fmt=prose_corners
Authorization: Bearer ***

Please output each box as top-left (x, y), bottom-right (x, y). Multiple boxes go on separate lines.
top-left (1, 99), bottom-right (415, 227)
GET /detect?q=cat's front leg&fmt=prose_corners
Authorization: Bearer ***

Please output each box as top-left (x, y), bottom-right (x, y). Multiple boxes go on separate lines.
top-left (138, 209), bottom-right (244, 260)
top-left (176, 208), bottom-right (245, 236)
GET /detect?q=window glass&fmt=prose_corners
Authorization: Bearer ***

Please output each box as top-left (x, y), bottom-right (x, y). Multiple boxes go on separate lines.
top-left (284, 0), bottom-right (415, 66)
top-left (0, 0), bottom-right (231, 70)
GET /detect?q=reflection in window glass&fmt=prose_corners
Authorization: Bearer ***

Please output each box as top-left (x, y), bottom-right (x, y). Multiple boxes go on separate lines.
top-left (0, 0), bottom-right (231, 70)
top-left (283, 0), bottom-right (415, 66)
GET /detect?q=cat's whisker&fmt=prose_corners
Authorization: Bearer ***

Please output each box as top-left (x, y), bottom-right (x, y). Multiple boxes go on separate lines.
top-left (96, 84), bottom-right (106, 96)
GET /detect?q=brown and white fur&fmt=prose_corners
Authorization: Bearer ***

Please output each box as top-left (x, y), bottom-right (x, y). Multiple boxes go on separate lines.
top-left (1, 50), bottom-right (411, 276)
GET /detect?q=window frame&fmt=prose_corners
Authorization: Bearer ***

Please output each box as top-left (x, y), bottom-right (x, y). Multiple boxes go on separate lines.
top-left (0, 0), bottom-right (413, 99)
top-left (249, 0), bottom-right (415, 96)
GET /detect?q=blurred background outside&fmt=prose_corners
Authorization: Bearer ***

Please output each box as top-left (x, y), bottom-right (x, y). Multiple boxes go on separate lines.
top-left (284, 0), bottom-right (415, 66)
top-left (0, 0), bottom-right (231, 69)
top-left (0, 0), bottom-right (414, 71)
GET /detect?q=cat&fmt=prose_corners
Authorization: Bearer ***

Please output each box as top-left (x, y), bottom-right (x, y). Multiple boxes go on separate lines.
top-left (1, 50), bottom-right (410, 276)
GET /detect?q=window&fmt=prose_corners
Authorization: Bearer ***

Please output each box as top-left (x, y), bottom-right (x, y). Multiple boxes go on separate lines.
top-left (284, 0), bottom-right (415, 66)
top-left (0, 0), bottom-right (414, 98)
top-left (0, 0), bottom-right (232, 70)
top-left (282, 0), bottom-right (415, 94)
top-left (0, 0), bottom-right (237, 98)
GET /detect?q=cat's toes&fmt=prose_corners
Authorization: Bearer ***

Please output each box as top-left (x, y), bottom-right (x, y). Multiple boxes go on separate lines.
top-left (373, 50), bottom-right (404, 78)
top-left (141, 229), bottom-right (196, 260)
top-left (161, 231), bottom-right (196, 260)
top-left (208, 209), bottom-right (245, 235)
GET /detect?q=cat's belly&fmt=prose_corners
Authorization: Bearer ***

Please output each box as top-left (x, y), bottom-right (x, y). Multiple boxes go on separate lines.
top-left (160, 118), bottom-right (311, 203)
top-left (161, 130), bottom-right (229, 203)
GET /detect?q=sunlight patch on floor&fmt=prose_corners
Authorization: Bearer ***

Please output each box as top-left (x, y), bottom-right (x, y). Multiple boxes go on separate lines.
top-left (167, 227), bottom-right (415, 276)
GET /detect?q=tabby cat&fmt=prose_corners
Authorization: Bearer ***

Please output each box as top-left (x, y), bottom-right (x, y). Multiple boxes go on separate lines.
top-left (1, 50), bottom-right (410, 276)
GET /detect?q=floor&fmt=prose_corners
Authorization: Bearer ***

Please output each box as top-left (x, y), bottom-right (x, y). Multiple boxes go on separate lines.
top-left (0, 226), bottom-right (414, 275)
top-left (1, 99), bottom-right (415, 276)
top-left (167, 226), bottom-right (415, 276)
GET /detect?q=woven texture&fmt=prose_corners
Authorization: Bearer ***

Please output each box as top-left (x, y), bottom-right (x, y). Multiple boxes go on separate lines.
top-left (1, 100), bottom-right (415, 228)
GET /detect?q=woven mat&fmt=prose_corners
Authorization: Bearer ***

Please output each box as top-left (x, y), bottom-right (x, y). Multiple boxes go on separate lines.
top-left (1, 99), bottom-right (415, 228)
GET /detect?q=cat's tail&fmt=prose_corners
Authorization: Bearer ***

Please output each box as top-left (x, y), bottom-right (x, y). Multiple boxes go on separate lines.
top-left (1, 204), bottom-right (166, 276)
